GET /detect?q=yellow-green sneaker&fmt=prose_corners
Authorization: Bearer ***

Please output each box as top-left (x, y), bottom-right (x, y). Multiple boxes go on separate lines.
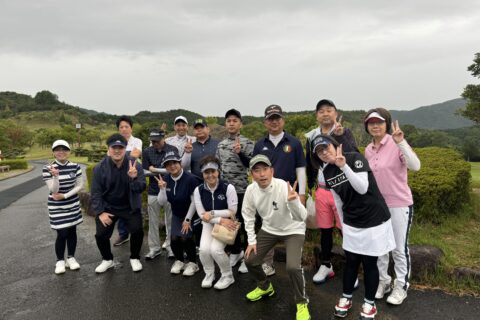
top-left (246, 283), bottom-right (275, 301)
top-left (296, 303), bottom-right (311, 320)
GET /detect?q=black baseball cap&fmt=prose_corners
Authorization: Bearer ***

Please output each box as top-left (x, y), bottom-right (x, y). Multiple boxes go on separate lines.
top-left (316, 99), bottom-right (337, 112)
top-left (311, 134), bottom-right (339, 153)
top-left (264, 104), bottom-right (284, 119)
top-left (149, 129), bottom-right (165, 141)
top-left (161, 150), bottom-right (182, 167)
top-left (106, 134), bottom-right (127, 148)
top-left (225, 108), bottom-right (242, 120)
top-left (193, 118), bottom-right (208, 128)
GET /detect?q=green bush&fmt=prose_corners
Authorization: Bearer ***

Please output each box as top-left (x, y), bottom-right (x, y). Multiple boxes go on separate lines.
top-left (409, 147), bottom-right (471, 222)
top-left (85, 164), bottom-right (96, 191)
top-left (0, 159), bottom-right (28, 169)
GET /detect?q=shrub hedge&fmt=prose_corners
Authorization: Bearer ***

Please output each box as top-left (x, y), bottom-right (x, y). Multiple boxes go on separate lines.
top-left (0, 159), bottom-right (28, 170)
top-left (408, 147), bottom-right (471, 222)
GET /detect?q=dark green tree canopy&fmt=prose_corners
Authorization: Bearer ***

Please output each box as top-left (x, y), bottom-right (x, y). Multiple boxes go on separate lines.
top-left (460, 52), bottom-right (480, 125)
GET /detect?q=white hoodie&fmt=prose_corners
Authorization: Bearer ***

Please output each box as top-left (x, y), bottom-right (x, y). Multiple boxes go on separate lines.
top-left (242, 178), bottom-right (307, 245)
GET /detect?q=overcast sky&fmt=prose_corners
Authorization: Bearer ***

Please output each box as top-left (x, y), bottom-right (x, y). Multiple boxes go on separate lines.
top-left (1, 1), bottom-right (479, 116)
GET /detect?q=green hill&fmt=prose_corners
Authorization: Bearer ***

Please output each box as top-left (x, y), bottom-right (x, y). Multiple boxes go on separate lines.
top-left (390, 98), bottom-right (473, 129)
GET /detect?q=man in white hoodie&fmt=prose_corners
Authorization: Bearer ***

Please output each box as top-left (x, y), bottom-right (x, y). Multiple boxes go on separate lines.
top-left (242, 155), bottom-right (310, 320)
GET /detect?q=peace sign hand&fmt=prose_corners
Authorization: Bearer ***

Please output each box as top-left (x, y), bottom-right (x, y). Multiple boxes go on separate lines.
top-left (184, 138), bottom-right (193, 154)
top-left (153, 175), bottom-right (166, 189)
top-left (160, 123), bottom-right (167, 132)
top-left (334, 144), bottom-right (346, 168)
top-left (233, 136), bottom-right (241, 154)
top-left (391, 120), bottom-right (404, 144)
top-left (47, 165), bottom-right (60, 177)
top-left (333, 115), bottom-right (344, 136)
top-left (287, 180), bottom-right (299, 201)
top-left (128, 159), bottom-right (138, 178)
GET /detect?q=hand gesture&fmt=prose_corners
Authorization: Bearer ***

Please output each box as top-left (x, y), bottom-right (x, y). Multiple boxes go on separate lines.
top-left (334, 144), bottom-right (346, 168)
top-left (128, 159), bottom-right (138, 178)
top-left (130, 147), bottom-right (141, 159)
top-left (333, 115), bottom-right (344, 136)
top-left (181, 220), bottom-right (192, 234)
top-left (391, 120), bottom-right (404, 144)
top-left (153, 175), bottom-right (166, 189)
top-left (161, 123), bottom-right (167, 132)
top-left (184, 138), bottom-right (193, 154)
top-left (47, 165), bottom-right (60, 177)
top-left (99, 212), bottom-right (115, 227)
top-left (52, 193), bottom-right (65, 200)
top-left (232, 136), bottom-right (241, 154)
top-left (220, 217), bottom-right (238, 231)
top-left (287, 180), bottom-right (299, 201)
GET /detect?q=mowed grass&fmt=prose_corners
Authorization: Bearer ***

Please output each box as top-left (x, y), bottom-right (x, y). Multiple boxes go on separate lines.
top-left (471, 162), bottom-right (480, 188)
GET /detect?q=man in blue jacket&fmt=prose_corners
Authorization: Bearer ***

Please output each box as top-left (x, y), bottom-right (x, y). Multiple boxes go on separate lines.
top-left (91, 134), bottom-right (146, 273)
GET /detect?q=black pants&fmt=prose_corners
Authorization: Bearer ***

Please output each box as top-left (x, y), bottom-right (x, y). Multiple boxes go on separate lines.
top-left (226, 193), bottom-right (246, 255)
top-left (55, 226), bottom-right (77, 261)
top-left (343, 250), bottom-right (379, 301)
top-left (171, 235), bottom-right (196, 263)
top-left (95, 210), bottom-right (144, 260)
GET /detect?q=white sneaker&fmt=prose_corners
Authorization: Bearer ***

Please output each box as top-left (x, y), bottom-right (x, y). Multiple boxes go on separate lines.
top-left (313, 264), bottom-right (334, 284)
top-left (145, 249), bottom-right (162, 260)
top-left (360, 302), bottom-right (377, 318)
top-left (229, 251), bottom-right (244, 267)
top-left (162, 240), bottom-right (170, 249)
top-left (55, 260), bottom-right (66, 274)
top-left (130, 259), bottom-right (143, 272)
top-left (375, 280), bottom-right (391, 299)
top-left (95, 260), bottom-right (114, 273)
top-left (238, 260), bottom-right (248, 274)
top-left (182, 262), bottom-right (200, 276)
top-left (201, 273), bottom-right (215, 288)
top-left (66, 257), bottom-right (80, 270)
top-left (262, 263), bottom-right (276, 276)
top-left (170, 260), bottom-right (185, 274)
top-left (386, 285), bottom-right (407, 305)
top-left (214, 275), bottom-right (235, 290)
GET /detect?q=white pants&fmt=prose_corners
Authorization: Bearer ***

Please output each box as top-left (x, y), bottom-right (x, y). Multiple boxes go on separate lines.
top-left (199, 222), bottom-right (232, 277)
top-left (147, 195), bottom-right (172, 251)
top-left (377, 206), bottom-right (413, 290)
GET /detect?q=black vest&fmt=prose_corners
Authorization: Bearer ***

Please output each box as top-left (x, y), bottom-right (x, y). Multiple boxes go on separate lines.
top-left (199, 180), bottom-right (229, 211)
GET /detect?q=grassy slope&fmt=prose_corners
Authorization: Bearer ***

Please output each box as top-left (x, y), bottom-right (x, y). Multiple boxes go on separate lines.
top-left (471, 162), bottom-right (480, 188)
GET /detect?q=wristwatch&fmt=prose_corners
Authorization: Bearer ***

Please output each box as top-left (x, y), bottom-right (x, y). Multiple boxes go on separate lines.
top-left (211, 210), bottom-right (215, 218)
top-left (185, 218), bottom-right (191, 223)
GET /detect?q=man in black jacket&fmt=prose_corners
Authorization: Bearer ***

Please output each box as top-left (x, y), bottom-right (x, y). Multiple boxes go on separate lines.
top-left (91, 134), bottom-right (146, 273)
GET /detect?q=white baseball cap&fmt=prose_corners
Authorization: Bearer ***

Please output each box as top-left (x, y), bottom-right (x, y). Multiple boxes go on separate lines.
top-left (364, 112), bottom-right (386, 122)
top-left (174, 116), bottom-right (188, 125)
top-left (51, 140), bottom-right (71, 151)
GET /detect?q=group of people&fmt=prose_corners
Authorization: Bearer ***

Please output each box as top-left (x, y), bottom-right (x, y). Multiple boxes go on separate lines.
top-left (42, 99), bottom-right (420, 320)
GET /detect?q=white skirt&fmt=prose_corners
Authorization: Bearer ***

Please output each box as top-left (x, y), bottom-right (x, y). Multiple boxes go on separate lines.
top-left (342, 219), bottom-right (396, 256)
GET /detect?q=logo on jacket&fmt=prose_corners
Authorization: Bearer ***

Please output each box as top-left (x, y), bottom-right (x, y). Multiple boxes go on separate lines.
top-left (262, 147), bottom-right (269, 151)
top-left (69, 172), bottom-right (76, 178)
top-left (354, 160), bottom-right (364, 169)
top-left (217, 194), bottom-right (226, 201)
top-left (272, 201), bottom-right (279, 210)
top-left (283, 145), bottom-right (292, 153)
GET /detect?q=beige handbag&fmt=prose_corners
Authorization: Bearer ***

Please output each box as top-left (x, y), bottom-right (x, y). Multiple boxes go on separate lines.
top-left (211, 217), bottom-right (241, 245)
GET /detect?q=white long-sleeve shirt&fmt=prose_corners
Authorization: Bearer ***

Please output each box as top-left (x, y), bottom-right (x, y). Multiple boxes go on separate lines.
top-left (242, 178), bottom-right (307, 245)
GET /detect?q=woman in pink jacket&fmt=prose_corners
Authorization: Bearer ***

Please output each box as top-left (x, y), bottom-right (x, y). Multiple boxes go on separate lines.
top-left (364, 108), bottom-right (421, 305)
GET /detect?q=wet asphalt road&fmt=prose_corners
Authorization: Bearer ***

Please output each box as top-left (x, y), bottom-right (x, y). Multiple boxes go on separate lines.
top-left (0, 163), bottom-right (479, 320)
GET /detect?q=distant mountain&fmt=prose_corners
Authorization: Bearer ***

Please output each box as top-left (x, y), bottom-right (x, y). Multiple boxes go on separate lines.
top-left (390, 98), bottom-right (473, 130)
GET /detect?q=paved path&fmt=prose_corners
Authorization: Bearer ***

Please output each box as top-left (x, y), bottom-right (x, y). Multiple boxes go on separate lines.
top-left (0, 169), bottom-right (479, 320)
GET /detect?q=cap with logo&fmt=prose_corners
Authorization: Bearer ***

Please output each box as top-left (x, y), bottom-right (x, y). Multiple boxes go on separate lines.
top-left (174, 116), bottom-right (188, 125)
top-left (51, 139), bottom-right (71, 151)
top-left (264, 104), bottom-right (284, 119)
top-left (107, 134), bottom-right (128, 148)
top-left (161, 150), bottom-right (182, 167)
top-left (201, 162), bottom-right (220, 173)
top-left (311, 134), bottom-right (340, 153)
top-left (193, 118), bottom-right (208, 127)
top-left (149, 129), bottom-right (166, 141)
top-left (249, 154), bottom-right (272, 170)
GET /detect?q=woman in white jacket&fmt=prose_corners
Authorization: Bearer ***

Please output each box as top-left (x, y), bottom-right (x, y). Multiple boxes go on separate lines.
top-left (193, 155), bottom-right (238, 290)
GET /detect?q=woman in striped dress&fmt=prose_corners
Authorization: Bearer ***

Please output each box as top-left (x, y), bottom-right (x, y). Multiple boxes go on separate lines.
top-left (42, 140), bottom-right (84, 275)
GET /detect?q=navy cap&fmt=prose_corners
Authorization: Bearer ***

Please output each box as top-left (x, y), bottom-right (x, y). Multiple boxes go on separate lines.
top-left (193, 118), bottom-right (208, 127)
top-left (311, 134), bottom-right (339, 153)
top-left (161, 150), bottom-right (182, 167)
top-left (225, 108), bottom-right (242, 120)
